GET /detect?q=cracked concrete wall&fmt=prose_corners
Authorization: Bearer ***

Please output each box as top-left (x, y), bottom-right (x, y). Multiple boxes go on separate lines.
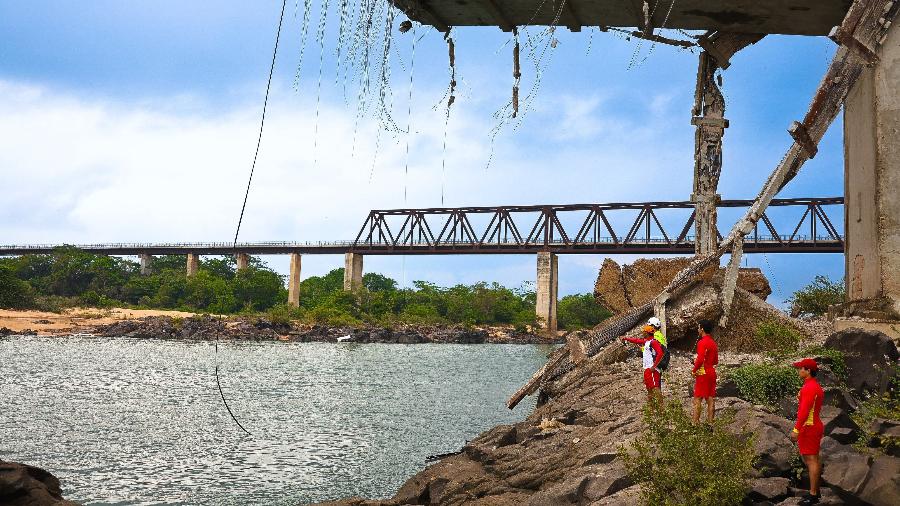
top-left (844, 22), bottom-right (900, 315)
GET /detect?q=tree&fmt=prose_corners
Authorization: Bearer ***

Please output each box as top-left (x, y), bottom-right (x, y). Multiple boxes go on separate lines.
top-left (558, 293), bottom-right (611, 330)
top-left (0, 265), bottom-right (34, 309)
top-left (788, 275), bottom-right (845, 317)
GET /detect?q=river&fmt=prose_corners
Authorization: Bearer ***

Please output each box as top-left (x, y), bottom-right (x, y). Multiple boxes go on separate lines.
top-left (0, 336), bottom-right (549, 505)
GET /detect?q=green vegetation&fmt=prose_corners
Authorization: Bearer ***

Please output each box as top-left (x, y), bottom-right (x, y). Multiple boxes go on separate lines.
top-left (850, 369), bottom-right (900, 453)
top-left (800, 345), bottom-right (848, 381)
top-left (727, 363), bottom-right (803, 406)
top-left (756, 321), bottom-right (803, 356)
top-left (0, 247), bottom-right (608, 330)
top-left (620, 402), bottom-right (756, 506)
top-left (788, 275), bottom-right (845, 317)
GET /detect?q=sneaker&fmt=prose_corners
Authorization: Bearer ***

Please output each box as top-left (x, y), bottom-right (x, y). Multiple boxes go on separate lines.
top-left (798, 493), bottom-right (820, 505)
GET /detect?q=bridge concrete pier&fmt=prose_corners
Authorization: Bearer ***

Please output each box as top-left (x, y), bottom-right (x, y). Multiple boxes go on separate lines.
top-left (844, 22), bottom-right (900, 316)
top-left (288, 253), bottom-right (301, 307)
top-left (535, 252), bottom-right (558, 334)
top-left (235, 253), bottom-right (250, 271)
top-left (186, 254), bottom-right (199, 277)
top-left (139, 254), bottom-right (153, 275)
top-left (343, 253), bottom-right (363, 292)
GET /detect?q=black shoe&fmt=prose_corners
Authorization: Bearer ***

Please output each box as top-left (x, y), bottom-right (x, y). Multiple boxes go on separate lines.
top-left (798, 493), bottom-right (820, 505)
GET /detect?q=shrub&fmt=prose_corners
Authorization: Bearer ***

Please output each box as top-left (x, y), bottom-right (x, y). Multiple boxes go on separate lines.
top-left (0, 265), bottom-right (34, 309)
top-left (788, 275), bottom-right (845, 317)
top-left (268, 303), bottom-right (301, 326)
top-left (850, 370), bottom-right (899, 453)
top-left (727, 364), bottom-right (803, 406)
top-left (756, 321), bottom-right (802, 356)
top-left (801, 346), bottom-right (849, 381)
top-left (620, 402), bottom-right (756, 506)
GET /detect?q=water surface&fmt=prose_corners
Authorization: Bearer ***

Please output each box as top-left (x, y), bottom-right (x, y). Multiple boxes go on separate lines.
top-left (0, 337), bottom-right (547, 505)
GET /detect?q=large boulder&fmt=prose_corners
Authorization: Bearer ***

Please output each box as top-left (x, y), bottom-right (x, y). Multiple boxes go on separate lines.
top-left (820, 437), bottom-right (900, 505)
top-left (823, 328), bottom-right (899, 395)
top-left (0, 461), bottom-right (79, 506)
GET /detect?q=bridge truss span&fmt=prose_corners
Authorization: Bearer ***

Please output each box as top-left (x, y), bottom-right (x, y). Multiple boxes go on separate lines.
top-left (351, 198), bottom-right (845, 255)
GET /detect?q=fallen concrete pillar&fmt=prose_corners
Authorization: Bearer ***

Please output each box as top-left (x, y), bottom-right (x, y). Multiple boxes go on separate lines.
top-left (535, 251), bottom-right (558, 334)
top-left (139, 253), bottom-right (153, 276)
top-left (235, 253), bottom-right (250, 271)
top-left (288, 253), bottom-right (301, 307)
top-left (844, 21), bottom-right (900, 315)
top-left (343, 252), bottom-right (363, 292)
top-left (186, 253), bottom-right (199, 277)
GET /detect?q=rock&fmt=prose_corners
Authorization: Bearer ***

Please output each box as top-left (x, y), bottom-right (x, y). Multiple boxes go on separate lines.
top-left (589, 484), bottom-right (641, 505)
top-left (726, 398), bottom-right (795, 476)
top-left (747, 477), bottom-right (790, 502)
top-left (857, 454), bottom-right (900, 506)
top-left (823, 328), bottom-right (899, 395)
top-left (820, 405), bottom-right (859, 438)
top-left (821, 445), bottom-right (872, 499)
top-left (868, 418), bottom-right (900, 456)
top-left (0, 460), bottom-right (79, 506)
top-left (0, 327), bottom-right (15, 336)
top-left (829, 427), bottom-right (857, 445)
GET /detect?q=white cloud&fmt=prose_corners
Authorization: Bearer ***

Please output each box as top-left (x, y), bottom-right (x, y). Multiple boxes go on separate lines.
top-left (0, 77), bottom-right (701, 292)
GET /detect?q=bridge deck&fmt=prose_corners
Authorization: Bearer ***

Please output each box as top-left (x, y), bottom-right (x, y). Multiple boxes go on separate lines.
top-left (0, 198), bottom-right (844, 256)
top-left (391, 0), bottom-right (850, 35)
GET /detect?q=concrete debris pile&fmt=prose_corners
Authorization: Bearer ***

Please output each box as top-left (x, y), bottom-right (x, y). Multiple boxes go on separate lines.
top-left (592, 257), bottom-right (798, 353)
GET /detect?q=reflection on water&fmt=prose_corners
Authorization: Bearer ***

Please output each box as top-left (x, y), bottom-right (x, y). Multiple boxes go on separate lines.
top-left (0, 337), bottom-right (548, 505)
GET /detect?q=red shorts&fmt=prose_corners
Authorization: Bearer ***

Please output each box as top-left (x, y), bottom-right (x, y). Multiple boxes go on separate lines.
top-left (694, 370), bottom-right (717, 398)
top-left (798, 424), bottom-right (824, 455)
top-left (643, 369), bottom-right (661, 390)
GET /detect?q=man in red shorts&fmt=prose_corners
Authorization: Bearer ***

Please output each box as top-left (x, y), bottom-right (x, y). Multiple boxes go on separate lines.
top-left (791, 358), bottom-right (824, 505)
top-left (691, 319), bottom-right (719, 423)
top-left (622, 325), bottom-right (665, 404)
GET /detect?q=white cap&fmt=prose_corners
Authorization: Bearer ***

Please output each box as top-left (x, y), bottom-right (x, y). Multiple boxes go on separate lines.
top-left (647, 317), bottom-right (662, 328)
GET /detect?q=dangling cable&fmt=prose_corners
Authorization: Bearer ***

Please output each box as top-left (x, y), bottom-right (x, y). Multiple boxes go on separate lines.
top-left (223, 0), bottom-right (288, 438)
top-left (440, 29), bottom-right (455, 206)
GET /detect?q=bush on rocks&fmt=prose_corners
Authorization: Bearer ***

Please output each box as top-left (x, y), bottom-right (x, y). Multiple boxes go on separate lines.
top-left (756, 321), bottom-right (802, 357)
top-left (788, 275), bottom-right (845, 317)
top-left (727, 364), bottom-right (802, 407)
top-left (619, 403), bottom-right (756, 506)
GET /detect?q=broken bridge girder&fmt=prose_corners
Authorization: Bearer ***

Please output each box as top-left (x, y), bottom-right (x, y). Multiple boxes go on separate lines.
top-left (507, 0), bottom-right (899, 410)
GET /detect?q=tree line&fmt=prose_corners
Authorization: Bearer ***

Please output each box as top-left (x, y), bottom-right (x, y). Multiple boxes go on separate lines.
top-left (0, 247), bottom-right (610, 330)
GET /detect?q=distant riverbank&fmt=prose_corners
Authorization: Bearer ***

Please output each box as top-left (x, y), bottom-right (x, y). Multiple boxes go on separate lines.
top-left (0, 308), bottom-right (565, 344)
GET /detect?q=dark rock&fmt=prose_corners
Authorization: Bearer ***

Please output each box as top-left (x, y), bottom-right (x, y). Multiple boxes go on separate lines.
top-left (820, 405), bottom-right (859, 436)
top-left (822, 386), bottom-right (858, 413)
top-left (823, 328), bottom-right (899, 395)
top-left (726, 398), bottom-right (795, 476)
top-left (857, 454), bottom-right (900, 506)
top-left (829, 427), bottom-right (857, 445)
top-left (747, 477), bottom-right (790, 502)
top-left (821, 445), bottom-right (872, 500)
top-left (0, 327), bottom-right (15, 336)
top-left (868, 418), bottom-right (900, 456)
top-left (0, 460), bottom-right (79, 506)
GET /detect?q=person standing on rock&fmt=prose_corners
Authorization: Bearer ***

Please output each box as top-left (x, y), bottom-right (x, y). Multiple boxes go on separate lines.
top-left (791, 358), bottom-right (824, 505)
top-left (691, 319), bottom-right (719, 424)
top-left (622, 325), bottom-right (665, 404)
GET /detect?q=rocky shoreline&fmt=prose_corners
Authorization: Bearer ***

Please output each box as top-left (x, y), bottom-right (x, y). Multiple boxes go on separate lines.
top-left (0, 460), bottom-right (78, 506)
top-left (315, 327), bottom-right (900, 506)
top-left (1, 314), bottom-right (564, 344)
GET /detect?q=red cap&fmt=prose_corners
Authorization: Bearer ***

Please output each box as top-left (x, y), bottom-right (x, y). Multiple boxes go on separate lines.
top-left (792, 358), bottom-right (818, 371)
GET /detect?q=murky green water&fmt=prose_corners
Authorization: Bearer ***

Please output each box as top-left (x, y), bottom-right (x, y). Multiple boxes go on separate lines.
top-left (0, 337), bottom-right (548, 505)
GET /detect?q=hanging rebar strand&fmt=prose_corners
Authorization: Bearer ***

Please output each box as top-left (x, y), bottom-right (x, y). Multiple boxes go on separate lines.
top-left (402, 21), bottom-right (418, 203)
top-left (691, 50), bottom-right (727, 258)
top-left (512, 27), bottom-right (521, 118)
top-left (376, 5), bottom-right (400, 135)
top-left (292, 0), bottom-right (313, 90)
top-left (440, 30), bottom-right (456, 206)
top-left (350, 0), bottom-right (378, 158)
top-left (312, 0), bottom-right (331, 167)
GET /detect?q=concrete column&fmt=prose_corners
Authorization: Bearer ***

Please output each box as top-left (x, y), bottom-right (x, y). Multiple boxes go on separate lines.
top-left (844, 23), bottom-right (900, 315)
top-left (343, 252), bottom-right (364, 292)
top-left (235, 253), bottom-right (250, 271)
top-left (186, 253), bottom-right (199, 277)
top-left (139, 253), bottom-right (153, 276)
top-left (691, 52), bottom-right (727, 259)
top-left (535, 252), bottom-right (558, 334)
top-left (288, 253), bottom-right (301, 307)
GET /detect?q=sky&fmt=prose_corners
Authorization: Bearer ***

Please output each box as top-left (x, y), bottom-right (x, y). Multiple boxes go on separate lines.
top-left (0, 0), bottom-right (846, 305)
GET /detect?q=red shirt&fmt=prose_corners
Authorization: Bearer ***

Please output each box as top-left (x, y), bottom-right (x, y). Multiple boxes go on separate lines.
top-left (795, 377), bottom-right (824, 431)
top-left (692, 334), bottom-right (719, 375)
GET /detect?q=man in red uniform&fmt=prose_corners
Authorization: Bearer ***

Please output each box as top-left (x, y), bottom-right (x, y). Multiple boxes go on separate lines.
top-left (791, 358), bottom-right (824, 505)
top-left (691, 319), bottom-right (719, 423)
top-left (622, 325), bottom-right (665, 404)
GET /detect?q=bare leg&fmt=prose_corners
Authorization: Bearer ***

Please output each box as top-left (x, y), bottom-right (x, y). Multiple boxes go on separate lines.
top-left (692, 397), bottom-right (702, 423)
top-left (802, 454), bottom-right (821, 496)
top-left (706, 397), bottom-right (715, 423)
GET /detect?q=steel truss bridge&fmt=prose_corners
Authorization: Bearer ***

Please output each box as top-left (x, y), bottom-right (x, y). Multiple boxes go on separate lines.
top-left (0, 198), bottom-right (844, 256)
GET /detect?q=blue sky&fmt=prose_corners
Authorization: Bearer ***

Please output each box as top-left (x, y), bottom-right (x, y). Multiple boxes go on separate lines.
top-left (0, 1), bottom-right (845, 305)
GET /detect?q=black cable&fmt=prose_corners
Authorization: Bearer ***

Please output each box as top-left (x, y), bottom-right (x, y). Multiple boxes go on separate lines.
top-left (216, 0), bottom-right (288, 438)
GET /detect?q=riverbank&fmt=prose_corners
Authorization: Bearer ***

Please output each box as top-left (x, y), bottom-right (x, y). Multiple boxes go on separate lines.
top-left (316, 327), bottom-right (900, 506)
top-left (0, 308), bottom-right (564, 344)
